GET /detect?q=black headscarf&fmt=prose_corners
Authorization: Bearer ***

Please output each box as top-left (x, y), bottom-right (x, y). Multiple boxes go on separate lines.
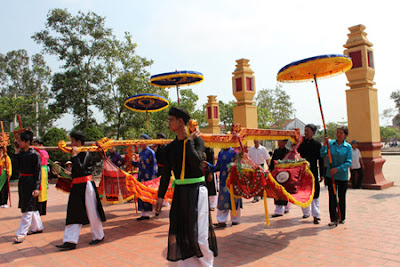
top-left (169, 107), bottom-right (190, 125)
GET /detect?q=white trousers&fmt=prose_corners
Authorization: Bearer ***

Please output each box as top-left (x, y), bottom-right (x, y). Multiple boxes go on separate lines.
top-left (16, 211), bottom-right (44, 237)
top-left (302, 198), bottom-right (320, 218)
top-left (209, 195), bottom-right (217, 209)
top-left (274, 202), bottom-right (291, 215)
top-left (178, 186), bottom-right (214, 267)
top-left (141, 211), bottom-right (151, 217)
top-left (63, 182), bottom-right (104, 244)
top-left (216, 208), bottom-right (241, 223)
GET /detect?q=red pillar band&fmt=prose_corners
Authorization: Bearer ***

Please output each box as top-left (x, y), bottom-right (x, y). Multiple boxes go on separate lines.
top-left (356, 142), bottom-right (393, 190)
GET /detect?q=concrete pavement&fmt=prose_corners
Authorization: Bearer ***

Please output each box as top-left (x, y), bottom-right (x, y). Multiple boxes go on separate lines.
top-left (0, 155), bottom-right (399, 266)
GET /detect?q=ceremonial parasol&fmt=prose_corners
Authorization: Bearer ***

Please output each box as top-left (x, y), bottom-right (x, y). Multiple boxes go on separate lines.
top-left (150, 70), bottom-right (203, 104)
top-left (277, 54), bottom-right (353, 222)
top-left (124, 93), bottom-right (169, 130)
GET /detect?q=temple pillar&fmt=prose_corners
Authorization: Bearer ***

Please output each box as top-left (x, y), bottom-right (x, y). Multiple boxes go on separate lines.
top-left (232, 59), bottom-right (258, 129)
top-left (343, 24), bottom-right (393, 189)
top-left (203, 95), bottom-right (221, 134)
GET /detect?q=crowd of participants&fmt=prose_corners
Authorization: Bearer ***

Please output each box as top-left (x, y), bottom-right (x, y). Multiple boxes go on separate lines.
top-left (0, 107), bottom-right (366, 266)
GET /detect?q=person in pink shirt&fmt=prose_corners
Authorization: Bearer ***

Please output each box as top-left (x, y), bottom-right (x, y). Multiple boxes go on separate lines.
top-left (33, 139), bottom-right (49, 216)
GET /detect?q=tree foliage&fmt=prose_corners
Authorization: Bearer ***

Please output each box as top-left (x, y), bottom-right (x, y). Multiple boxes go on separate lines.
top-left (42, 128), bottom-right (70, 163)
top-left (218, 100), bottom-right (235, 131)
top-left (389, 90), bottom-right (400, 127)
top-left (94, 32), bottom-right (168, 139)
top-left (390, 90), bottom-right (400, 111)
top-left (380, 126), bottom-right (400, 142)
top-left (0, 49), bottom-right (57, 136)
top-left (313, 122), bottom-right (348, 142)
top-left (255, 85), bottom-right (294, 129)
top-left (32, 8), bottom-right (112, 128)
top-left (171, 89), bottom-right (206, 129)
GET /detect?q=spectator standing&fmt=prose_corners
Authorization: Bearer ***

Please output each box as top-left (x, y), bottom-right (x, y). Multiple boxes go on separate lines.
top-left (350, 140), bottom-right (365, 189)
top-left (320, 126), bottom-right (352, 226)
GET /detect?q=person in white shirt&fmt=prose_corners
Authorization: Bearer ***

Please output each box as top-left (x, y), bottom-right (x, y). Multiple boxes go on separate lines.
top-left (350, 140), bottom-right (365, 189)
top-left (248, 140), bottom-right (270, 203)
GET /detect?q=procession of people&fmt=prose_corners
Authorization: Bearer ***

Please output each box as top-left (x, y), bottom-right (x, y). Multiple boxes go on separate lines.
top-left (0, 106), bottom-right (356, 266)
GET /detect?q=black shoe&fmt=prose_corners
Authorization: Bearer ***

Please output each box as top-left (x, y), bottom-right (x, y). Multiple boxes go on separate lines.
top-left (302, 215), bottom-right (310, 219)
top-left (313, 217), bottom-right (320, 224)
top-left (137, 216), bottom-right (150, 221)
top-left (251, 199), bottom-right (259, 203)
top-left (232, 222), bottom-right (240, 226)
top-left (284, 210), bottom-right (289, 214)
top-left (56, 242), bottom-right (76, 251)
top-left (27, 230), bottom-right (43, 235)
top-left (339, 220), bottom-right (345, 224)
top-left (89, 237), bottom-right (104, 245)
top-left (271, 214), bottom-right (283, 218)
top-left (213, 222), bottom-right (227, 228)
top-left (328, 221), bottom-right (338, 227)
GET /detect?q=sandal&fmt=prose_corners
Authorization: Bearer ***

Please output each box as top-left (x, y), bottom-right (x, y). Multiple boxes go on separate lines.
top-left (13, 236), bottom-right (25, 244)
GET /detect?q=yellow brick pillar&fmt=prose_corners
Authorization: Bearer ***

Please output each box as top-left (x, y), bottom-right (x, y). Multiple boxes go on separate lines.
top-left (344, 24), bottom-right (393, 189)
top-left (202, 95), bottom-right (221, 134)
top-left (232, 59), bottom-right (258, 129)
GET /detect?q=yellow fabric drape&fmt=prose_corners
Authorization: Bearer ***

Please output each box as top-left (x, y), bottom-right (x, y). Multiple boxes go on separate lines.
top-left (38, 166), bottom-right (48, 202)
top-left (0, 155), bottom-right (12, 177)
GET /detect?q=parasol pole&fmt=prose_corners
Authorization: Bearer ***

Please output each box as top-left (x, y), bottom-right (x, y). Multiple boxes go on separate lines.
top-left (146, 108), bottom-right (149, 130)
top-left (313, 75), bottom-right (341, 222)
top-left (176, 84), bottom-right (180, 105)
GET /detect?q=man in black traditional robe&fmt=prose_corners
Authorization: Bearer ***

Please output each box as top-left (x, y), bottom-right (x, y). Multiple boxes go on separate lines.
top-left (56, 131), bottom-right (106, 251)
top-left (298, 124), bottom-right (325, 224)
top-left (270, 139), bottom-right (291, 217)
top-left (204, 147), bottom-right (217, 211)
top-left (13, 130), bottom-right (44, 243)
top-left (155, 107), bottom-right (217, 266)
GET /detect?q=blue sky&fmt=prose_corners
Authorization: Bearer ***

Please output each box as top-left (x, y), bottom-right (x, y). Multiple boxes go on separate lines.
top-left (1, 0), bottom-right (399, 130)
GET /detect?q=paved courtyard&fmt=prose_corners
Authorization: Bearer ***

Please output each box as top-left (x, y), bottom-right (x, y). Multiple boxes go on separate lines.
top-left (1, 155), bottom-right (399, 266)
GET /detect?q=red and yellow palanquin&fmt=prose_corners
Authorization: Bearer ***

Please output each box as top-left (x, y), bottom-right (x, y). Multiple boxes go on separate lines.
top-left (57, 125), bottom-right (314, 226)
top-left (97, 157), bottom-right (174, 205)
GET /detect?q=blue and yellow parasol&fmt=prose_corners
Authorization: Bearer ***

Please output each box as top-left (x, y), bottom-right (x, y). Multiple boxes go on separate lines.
top-left (124, 93), bottom-right (169, 130)
top-left (150, 70), bottom-right (204, 104)
top-left (277, 54), bottom-right (352, 82)
top-left (277, 54), bottom-right (353, 223)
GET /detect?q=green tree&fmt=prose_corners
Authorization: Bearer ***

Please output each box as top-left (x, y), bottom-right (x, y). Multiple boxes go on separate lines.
top-left (0, 50), bottom-right (57, 135)
top-left (380, 126), bottom-right (400, 142)
top-left (255, 85), bottom-right (294, 129)
top-left (389, 90), bottom-right (400, 127)
top-left (219, 100), bottom-right (235, 131)
top-left (81, 125), bottom-right (104, 141)
top-left (95, 33), bottom-right (162, 139)
top-left (32, 8), bottom-right (112, 127)
top-left (390, 90), bottom-right (400, 112)
top-left (170, 89), bottom-right (206, 128)
top-left (42, 128), bottom-right (70, 163)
